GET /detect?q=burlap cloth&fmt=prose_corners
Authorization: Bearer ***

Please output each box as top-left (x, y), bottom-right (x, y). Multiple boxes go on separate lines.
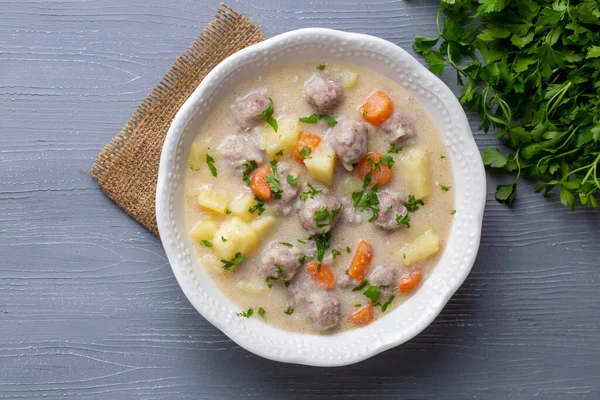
top-left (90, 4), bottom-right (265, 235)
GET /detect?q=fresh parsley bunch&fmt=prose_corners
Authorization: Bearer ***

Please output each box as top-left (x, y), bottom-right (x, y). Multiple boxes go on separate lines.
top-left (414, 0), bottom-right (600, 209)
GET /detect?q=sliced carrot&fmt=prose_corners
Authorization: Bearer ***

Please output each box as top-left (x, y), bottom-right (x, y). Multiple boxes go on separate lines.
top-left (359, 90), bottom-right (393, 125)
top-left (347, 240), bottom-right (374, 282)
top-left (356, 152), bottom-right (393, 187)
top-left (398, 269), bottom-right (422, 295)
top-left (294, 132), bottom-right (322, 162)
top-left (250, 165), bottom-right (272, 201)
top-left (306, 261), bottom-right (335, 290)
top-left (349, 303), bottom-right (374, 326)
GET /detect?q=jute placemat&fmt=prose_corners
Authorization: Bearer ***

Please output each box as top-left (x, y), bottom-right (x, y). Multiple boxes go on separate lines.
top-left (90, 4), bottom-right (265, 235)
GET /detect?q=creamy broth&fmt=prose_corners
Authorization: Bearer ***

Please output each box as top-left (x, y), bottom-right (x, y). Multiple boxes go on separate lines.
top-left (184, 61), bottom-right (453, 333)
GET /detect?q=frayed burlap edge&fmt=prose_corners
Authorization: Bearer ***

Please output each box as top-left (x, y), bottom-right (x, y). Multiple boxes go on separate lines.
top-left (90, 4), bottom-right (265, 235)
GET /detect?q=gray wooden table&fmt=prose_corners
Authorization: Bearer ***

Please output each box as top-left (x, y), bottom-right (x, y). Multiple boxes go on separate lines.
top-left (2, 0), bottom-right (599, 398)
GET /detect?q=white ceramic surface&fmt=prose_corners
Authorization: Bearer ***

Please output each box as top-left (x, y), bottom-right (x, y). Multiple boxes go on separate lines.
top-left (156, 28), bottom-right (486, 367)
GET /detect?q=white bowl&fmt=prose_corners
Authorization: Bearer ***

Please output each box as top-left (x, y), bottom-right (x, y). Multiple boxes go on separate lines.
top-left (156, 28), bottom-right (486, 367)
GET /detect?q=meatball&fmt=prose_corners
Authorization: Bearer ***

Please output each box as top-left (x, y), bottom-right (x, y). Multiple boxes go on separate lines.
top-left (307, 291), bottom-right (341, 331)
top-left (304, 74), bottom-right (343, 112)
top-left (217, 134), bottom-right (265, 169)
top-left (374, 191), bottom-right (408, 231)
top-left (286, 284), bottom-right (306, 307)
top-left (326, 119), bottom-right (368, 168)
top-left (229, 91), bottom-right (270, 131)
top-left (273, 162), bottom-right (300, 215)
top-left (368, 265), bottom-right (398, 287)
top-left (297, 189), bottom-right (342, 235)
top-left (380, 112), bottom-right (415, 144)
top-left (260, 241), bottom-right (303, 282)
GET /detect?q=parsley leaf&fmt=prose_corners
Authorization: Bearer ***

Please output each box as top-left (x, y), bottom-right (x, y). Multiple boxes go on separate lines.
top-left (379, 155), bottom-right (395, 168)
top-left (284, 306), bottom-right (294, 315)
top-left (205, 154), bottom-right (217, 177)
top-left (221, 252), bottom-right (244, 270)
top-left (352, 279), bottom-right (370, 292)
top-left (311, 233), bottom-right (330, 263)
top-left (256, 97), bottom-right (277, 132)
top-left (258, 307), bottom-right (266, 319)
top-left (299, 113), bottom-right (338, 126)
top-left (440, 184), bottom-right (451, 192)
top-left (248, 196), bottom-right (265, 216)
top-left (396, 213), bottom-right (411, 228)
top-left (274, 150), bottom-right (283, 157)
top-left (237, 308), bottom-right (253, 318)
top-left (266, 159), bottom-right (282, 199)
top-left (241, 160), bottom-right (258, 186)
top-left (279, 242), bottom-right (293, 248)
top-left (331, 249), bottom-right (341, 260)
top-left (287, 174), bottom-right (299, 185)
top-left (403, 195), bottom-right (424, 212)
top-left (380, 295), bottom-right (395, 312)
top-left (363, 285), bottom-right (381, 303)
top-left (300, 183), bottom-right (323, 201)
top-left (317, 64), bottom-right (326, 70)
top-left (387, 144), bottom-right (402, 154)
top-left (346, 246), bottom-right (352, 254)
top-left (298, 146), bottom-right (312, 159)
top-left (351, 172), bottom-right (379, 222)
top-left (200, 240), bottom-right (213, 247)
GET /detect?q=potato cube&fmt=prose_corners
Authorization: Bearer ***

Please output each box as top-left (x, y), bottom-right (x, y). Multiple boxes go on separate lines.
top-left (336, 70), bottom-right (358, 89)
top-left (399, 149), bottom-right (431, 199)
top-left (196, 185), bottom-right (231, 214)
top-left (236, 280), bottom-right (266, 295)
top-left (262, 115), bottom-right (301, 157)
top-left (304, 141), bottom-right (336, 185)
top-left (338, 175), bottom-right (363, 197)
top-left (212, 217), bottom-right (258, 260)
top-left (400, 229), bottom-right (440, 266)
top-left (188, 141), bottom-right (205, 171)
top-left (228, 192), bottom-right (256, 222)
top-left (248, 215), bottom-right (277, 237)
top-left (190, 219), bottom-right (218, 242)
top-left (201, 253), bottom-right (226, 274)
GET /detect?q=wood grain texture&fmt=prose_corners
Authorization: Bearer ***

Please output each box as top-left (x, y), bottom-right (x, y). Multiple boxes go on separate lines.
top-left (1, 0), bottom-right (599, 399)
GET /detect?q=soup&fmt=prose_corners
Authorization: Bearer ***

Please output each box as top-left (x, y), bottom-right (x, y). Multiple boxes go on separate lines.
top-left (184, 61), bottom-right (453, 333)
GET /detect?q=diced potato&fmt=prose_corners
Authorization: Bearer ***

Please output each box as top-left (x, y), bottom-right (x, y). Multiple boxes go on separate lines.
top-left (399, 149), bottom-right (431, 199)
top-left (228, 192), bottom-right (256, 222)
top-left (212, 217), bottom-right (259, 260)
top-left (338, 175), bottom-right (363, 197)
top-left (400, 229), bottom-right (440, 266)
top-left (248, 215), bottom-right (277, 237)
top-left (189, 139), bottom-right (210, 171)
top-left (201, 253), bottom-right (225, 274)
top-left (336, 70), bottom-right (358, 89)
top-left (304, 142), bottom-right (336, 185)
top-left (262, 115), bottom-right (301, 157)
top-left (196, 185), bottom-right (231, 215)
top-left (190, 219), bottom-right (218, 242)
top-left (236, 280), bottom-right (267, 295)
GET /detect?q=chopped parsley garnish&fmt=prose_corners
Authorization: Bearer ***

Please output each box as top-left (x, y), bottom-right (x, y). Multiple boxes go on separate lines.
top-left (248, 196), bottom-right (265, 216)
top-left (362, 109), bottom-right (368, 118)
top-left (352, 172), bottom-right (379, 222)
top-left (396, 213), bottom-right (411, 228)
top-left (256, 97), bottom-right (277, 132)
top-left (451, 209), bottom-right (457, 215)
top-left (297, 238), bottom-right (308, 244)
top-left (279, 242), bottom-right (293, 248)
top-left (298, 255), bottom-right (312, 264)
top-left (300, 183), bottom-right (323, 201)
top-left (205, 154), bottom-right (217, 177)
top-left (298, 146), bottom-right (312, 159)
top-left (440, 184), bottom-right (451, 192)
top-left (402, 253), bottom-right (406, 259)
top-left (379, 155), bottom-right (395, 168)
top-left (317, 64), bottom-right (326, 71)
top-left (352, 279), bottom-right (370, 292)
top-left (331, 249), bottom-right (341, 260)
top-left (274, 150), bottom-right (284, 157)
top-left (363, 285), bottom-right (381, 303)
top-left (387, 144), bottom-right (402, 154)
top-left (265, 159), bottom-right (282, 199)
top-left (346, 246), bottom-right (351, 254)
top-left (190, 166), bottom-right (200, 172)
top-left (311, 232), bottom-right (330, 263)
top-left (221, 252), bottom-right (244, 270)
top-left (284, 306), bottom-right (294, 315)
top-left (241, 160), bottom-right (258, 186)
top-left (354, 304), bottom-right (362, 307)
top-left (299, 113), bottom-right (338, 126)
top-left (258, 307), bottom-right (266, 319)
top-left (313, 206), bottom-right (330, 228)
top-left (226, 209), bottom-right (232, 215)
top-left (237, 308), bottom-right (253, 318)
top-left (380, 295), bottom-right (395, 312)
top-left (287, 174), bottom-right (299, 185)
top-left (403, 195), bottom-right (424, 212)
top-left (221, 237), bottom-right (227, 242)
top-left (200, 240), bottom-right (213, 247)
top-left (368, 156), bottom-right (381, 171)
top-left (440, 155), bottom-right (446, 159)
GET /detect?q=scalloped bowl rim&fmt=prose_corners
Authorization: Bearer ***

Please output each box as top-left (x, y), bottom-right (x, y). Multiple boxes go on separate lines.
top-left (156, 28), bottom-right (486, 367)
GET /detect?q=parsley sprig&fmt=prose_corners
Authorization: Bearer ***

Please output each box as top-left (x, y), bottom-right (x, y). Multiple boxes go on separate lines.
top-left (299, 113), bottom-right (338, 126)
top-left (257, 98), bottom-right (278, 132)
top-left (415, 0), bottom-right (600, 209)
top-left (351, 172), bottom-right (380, 222)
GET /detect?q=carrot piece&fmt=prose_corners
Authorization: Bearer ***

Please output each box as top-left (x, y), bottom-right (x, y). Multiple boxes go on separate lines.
top-left (294, 132), bottom-right (322, 162)
top-left (356, 152), bottom-right (393, 187)
top-left (306, 261), bottom-right (335, 290)
top-left (359, 90), bottom-right (393, 125)
top-left (250, 166), bottom-right (272, 201)
top-left (349, 303), bottom-right (374, 326)
top-left (398, 269), bottom-right (422, 295)
top-left (347, 240), bottom-right (374, 282)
